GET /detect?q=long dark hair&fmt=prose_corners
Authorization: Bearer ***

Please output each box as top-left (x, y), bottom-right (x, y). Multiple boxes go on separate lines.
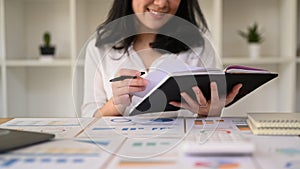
top-left (95, 0), bottom-right (208, 54)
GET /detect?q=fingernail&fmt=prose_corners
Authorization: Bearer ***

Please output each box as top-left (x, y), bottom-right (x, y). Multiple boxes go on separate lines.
top-left (211, 82), bottom-right (217, 87)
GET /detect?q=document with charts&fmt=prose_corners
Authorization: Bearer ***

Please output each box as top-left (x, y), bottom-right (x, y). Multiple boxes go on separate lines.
top-left (0, 118), bottom-right (95, 138)
top-left (0, 137), bottom-right (125, 169)
top-left (78, 116), bottom-right (185, 138)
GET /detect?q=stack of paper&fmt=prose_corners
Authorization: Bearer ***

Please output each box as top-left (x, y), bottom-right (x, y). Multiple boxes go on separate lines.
top-left (247, 112), bottom-right (300, 135)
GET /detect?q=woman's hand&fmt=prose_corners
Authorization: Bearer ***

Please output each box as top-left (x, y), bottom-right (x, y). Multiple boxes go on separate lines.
top-left (111, 68), bottom-right (148, 114)
top-left (169, 82), bottom-right (242, 117)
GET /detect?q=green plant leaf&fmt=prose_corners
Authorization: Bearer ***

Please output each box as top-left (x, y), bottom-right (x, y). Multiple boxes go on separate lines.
top-left (238, 22), bottom-right (263, 43)
top-left (43, 32), bottom-right (51, 47)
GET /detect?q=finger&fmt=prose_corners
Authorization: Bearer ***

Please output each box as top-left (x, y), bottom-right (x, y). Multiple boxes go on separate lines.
top-left (169, 100), bottom-right (208, 116)
top-left (192, 86), bottom-right (207, 106)
top-left (113, 86), bottom-right (146, 96)
top-left (210, 82), bottom-right (219, 105)
top-left (125, 78), bottom-right (148, 87)
top-left (112, 78), bottom-right (148, 89)
top-left (117, 68), bottom-right (141, 76)
top-left (180, 92), bottom-right (198, 106)
top-left (169, 101), bottom-right (189, 110)
top-left (209, 82), bottom-right (224, 117)
top-left (111, 79), bottom-right (148, 95)
top-left (180, 92), bottom-right (202, 113)
top-left (112, 78), bottom-right (148, 96)
top-left (226, 83), bottom-right (243, 105)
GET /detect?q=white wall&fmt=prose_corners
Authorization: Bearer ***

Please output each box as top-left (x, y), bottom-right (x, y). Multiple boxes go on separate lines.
top-left (297, 0), bottom-right (300, 53)
top-left (222, 0), bottom-right (280, 58)
top-left (25, 0), bottom-right (70, 59)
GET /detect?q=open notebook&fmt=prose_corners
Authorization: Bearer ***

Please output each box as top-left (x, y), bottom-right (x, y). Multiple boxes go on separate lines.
top-left (129, 60), bottom-right (278, 116)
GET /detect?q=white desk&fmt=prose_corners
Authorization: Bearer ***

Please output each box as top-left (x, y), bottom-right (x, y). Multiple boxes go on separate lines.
top-left (0, 117), bottom-right (299, 169)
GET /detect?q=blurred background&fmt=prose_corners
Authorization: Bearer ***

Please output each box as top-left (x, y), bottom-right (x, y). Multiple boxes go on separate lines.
top-left (0, 0), bottom-right (299, 117)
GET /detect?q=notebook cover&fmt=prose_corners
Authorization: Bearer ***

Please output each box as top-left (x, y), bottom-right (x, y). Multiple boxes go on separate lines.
top-left (129, 72), bottom-right (278, 116)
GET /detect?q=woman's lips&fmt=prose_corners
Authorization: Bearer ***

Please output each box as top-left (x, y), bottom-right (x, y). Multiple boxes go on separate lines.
top-left (147, 9), bottom-right (167, 19)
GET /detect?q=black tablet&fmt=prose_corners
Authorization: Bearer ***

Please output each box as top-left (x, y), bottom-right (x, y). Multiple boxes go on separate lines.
top-left (0, 128), bottom-right (55, 153)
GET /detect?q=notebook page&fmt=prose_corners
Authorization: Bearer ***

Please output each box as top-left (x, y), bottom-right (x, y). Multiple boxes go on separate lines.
top-left (133, 58), bottom-right (211, 98)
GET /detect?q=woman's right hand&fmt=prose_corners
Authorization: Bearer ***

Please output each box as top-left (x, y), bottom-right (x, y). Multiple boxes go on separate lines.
top-left (111, 69), bottom-right (148, 113)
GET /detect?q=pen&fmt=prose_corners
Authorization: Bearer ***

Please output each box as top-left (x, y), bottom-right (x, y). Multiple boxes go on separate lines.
top-left (109, 72), bottom-right (145, 82)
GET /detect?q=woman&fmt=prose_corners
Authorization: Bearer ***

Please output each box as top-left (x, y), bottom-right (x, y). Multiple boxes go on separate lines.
top-left (82, 0), bottom-right (242, 117)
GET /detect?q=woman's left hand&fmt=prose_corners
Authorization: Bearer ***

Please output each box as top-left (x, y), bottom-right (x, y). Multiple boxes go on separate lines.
top-left (169, 82), bottom-right (243, 117)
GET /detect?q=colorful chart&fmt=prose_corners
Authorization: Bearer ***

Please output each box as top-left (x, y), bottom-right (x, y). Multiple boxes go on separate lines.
top-left (110, 118), bottom-right (132, 123)
top-left (194, 119), bottom-right (225, 125)
top-left (276, 148), bottom-right (300, 156)
top-left (150, 118), bottom-right (174, 122)
top-left (194, 160), bottom-right (240, 169)
top-left (0, 157), bottom-right (86, 167)
top-left (117, 138), bottom-right (180, 159)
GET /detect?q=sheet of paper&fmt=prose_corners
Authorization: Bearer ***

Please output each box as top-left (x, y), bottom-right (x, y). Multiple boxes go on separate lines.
top-left (107, 137), bottom-right (181, 169)
top-left (0, 137), bottom-right (125, 169)
top-left (177, 156), bottom-right (258, 169)
top-left (78, 117), bottom-right (185, 138)
top-left (225, 65), bottom-right (269, 73)
top-left (1, 118), bottom-right (94, 127)
top-left (0, 118), bottom-right (95, 138)
top-left (2, 117), bottom-right (298, 169)
top-left (133, 57), bottom-right (210, 98)
top-left (111, 157), bottom-right (257, 169)
top-left (184, 117), bottom-right (239, 139)
top-left (252, 136), bottom-right (300, 169)
top-left (231, 118), bottom-right (251, 132)
top-left (107, 137), bottom-right (257, 169)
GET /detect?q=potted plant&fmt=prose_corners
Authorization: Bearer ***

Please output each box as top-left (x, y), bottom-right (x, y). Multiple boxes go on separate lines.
top-left (39, 31), bottom-right (55, 59)
top-left (238, 22), bottom-right (264, 59)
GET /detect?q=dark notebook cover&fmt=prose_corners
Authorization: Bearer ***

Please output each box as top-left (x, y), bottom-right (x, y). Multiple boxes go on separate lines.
top-left (129, 72), bottom-right (278, 116)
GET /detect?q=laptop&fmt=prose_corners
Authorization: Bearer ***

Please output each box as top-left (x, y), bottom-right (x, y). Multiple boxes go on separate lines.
top-left (0, 128), bottom-right (55, 153)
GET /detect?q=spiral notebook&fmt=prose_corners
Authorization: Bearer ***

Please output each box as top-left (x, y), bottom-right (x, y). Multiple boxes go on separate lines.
top-left (247, 112), bottom-right (300, 135)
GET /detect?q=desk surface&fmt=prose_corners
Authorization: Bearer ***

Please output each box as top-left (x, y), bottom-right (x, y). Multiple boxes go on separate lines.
top-left (0, 118), bottom-right (12, 125)
top-left (0, 117), bottom-right (299, 169)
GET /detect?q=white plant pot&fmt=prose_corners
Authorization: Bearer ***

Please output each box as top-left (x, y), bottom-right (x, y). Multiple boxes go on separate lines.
top-left (248, 43), bottom-right (261, 59)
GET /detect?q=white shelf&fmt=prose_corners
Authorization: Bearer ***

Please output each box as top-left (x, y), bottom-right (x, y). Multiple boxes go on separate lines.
top-left (5, 58), bottom-right (72, 67)
top-left (1, 0), bottom-right (74, 117)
